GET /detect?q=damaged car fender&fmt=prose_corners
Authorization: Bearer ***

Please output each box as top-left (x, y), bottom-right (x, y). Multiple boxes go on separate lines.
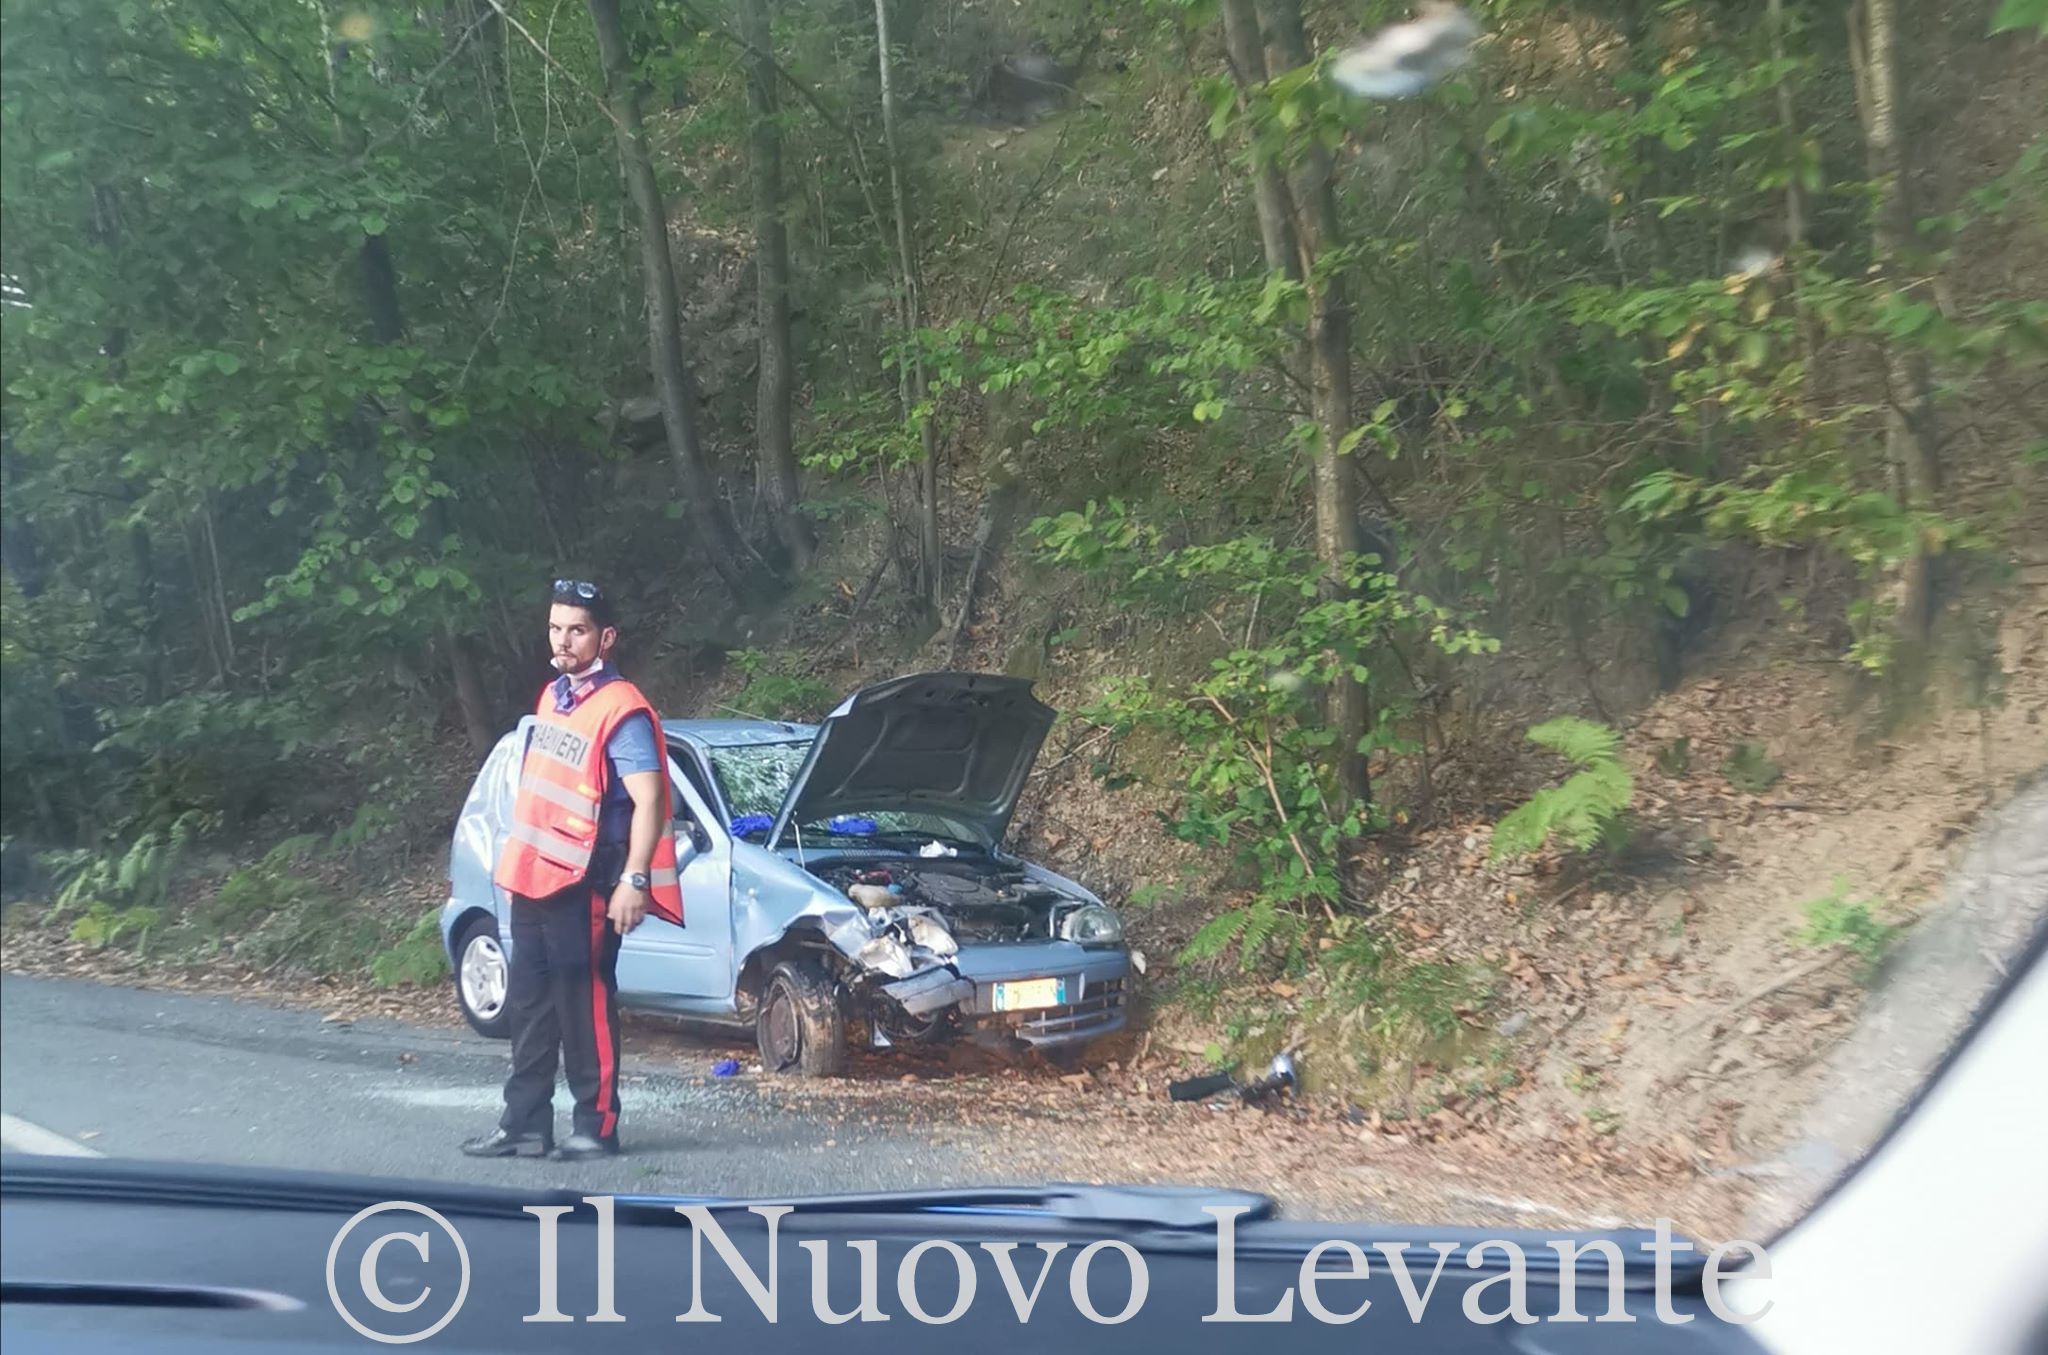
top-left (728, 842), bottom-right (881, 995)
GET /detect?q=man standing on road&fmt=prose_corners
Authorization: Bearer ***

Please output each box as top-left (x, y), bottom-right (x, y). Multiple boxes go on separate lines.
top-left (461, 579), bottom-right (684, 1162)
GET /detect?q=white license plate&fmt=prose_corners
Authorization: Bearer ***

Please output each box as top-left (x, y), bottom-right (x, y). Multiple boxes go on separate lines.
top-left (992, 977), bottom-right (1066, 1012)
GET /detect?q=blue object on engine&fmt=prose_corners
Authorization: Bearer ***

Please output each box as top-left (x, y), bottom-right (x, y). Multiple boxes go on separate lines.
top-left (826, 815), bottom-right (879, 834)
top-left (730, 813), bottom-right (774, 838)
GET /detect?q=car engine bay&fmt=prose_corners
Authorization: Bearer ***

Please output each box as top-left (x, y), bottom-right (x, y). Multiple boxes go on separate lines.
top-left (819, 858), bottom-right (1083, 945)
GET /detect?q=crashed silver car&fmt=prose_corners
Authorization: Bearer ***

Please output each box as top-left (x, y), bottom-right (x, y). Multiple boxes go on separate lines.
top-left (438, 672), bottom-right (1133, 1075)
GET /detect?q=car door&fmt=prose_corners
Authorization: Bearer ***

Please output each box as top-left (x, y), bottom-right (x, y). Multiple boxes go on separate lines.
top-left (614, 756), bottom-right (735, 1005)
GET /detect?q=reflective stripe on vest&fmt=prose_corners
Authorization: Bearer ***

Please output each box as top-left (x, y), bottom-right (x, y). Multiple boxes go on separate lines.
top-left (507, 820), bottom-right (593, 872)
top-left (517, 773), bottom-right (601, 821)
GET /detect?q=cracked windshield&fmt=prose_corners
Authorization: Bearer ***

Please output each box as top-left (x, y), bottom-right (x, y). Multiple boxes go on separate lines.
top-left (4, 0), bottom-right (2045, 1264)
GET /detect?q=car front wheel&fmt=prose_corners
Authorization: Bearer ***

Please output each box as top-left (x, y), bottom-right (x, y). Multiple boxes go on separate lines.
top-left (756, 956), bottom-right (847, 1077)
top-left (455, 914), bottom-right (512, 1040)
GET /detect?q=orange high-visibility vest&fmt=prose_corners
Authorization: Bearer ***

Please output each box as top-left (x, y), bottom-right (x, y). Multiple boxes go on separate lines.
top-left (492, 678), bottom-right (684, 925)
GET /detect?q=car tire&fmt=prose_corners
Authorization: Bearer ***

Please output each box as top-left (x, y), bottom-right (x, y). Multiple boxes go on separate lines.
top-left (757, 956), bottom-right (847, 1078)
top-left (454, 914), bottom-right (512, 1040)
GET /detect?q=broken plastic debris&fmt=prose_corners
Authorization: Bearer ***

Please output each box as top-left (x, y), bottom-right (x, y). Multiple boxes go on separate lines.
top-left (1329, 3), bottom-right (1479, 100)
top-left (711, 1058), bottom-right (740, 1077)
top-left (1168, 1052), bottom-right (1301, 1105)
top-left (905, 912), bottom-right (958, 958)
top-left (856, 934), bottom-right (916, 978)
top-left (882, 968), bottom-right (976, 1017)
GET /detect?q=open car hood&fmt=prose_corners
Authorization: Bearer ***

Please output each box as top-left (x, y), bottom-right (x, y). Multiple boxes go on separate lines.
top-left (769, 672), bottom-right (1055, 851)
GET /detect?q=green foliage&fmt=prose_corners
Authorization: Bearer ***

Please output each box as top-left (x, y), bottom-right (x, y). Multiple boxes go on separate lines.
top-left (180, 857), bottom-right (388, 978)
top-left (1798, 878), bottom-right (1901, 981)
top-left (1490, 719), bottom-right (1635, 860)
top-left (1991, 0), bottom-right (2048, 37)
top-left (1180, 902), bottom-right (1254, 964)
top-left (1318, 916), bottom-right (1492, 1049)
top-left (1721, 741), bottom-right (1783, 794)
top-left (728, 650), bottom-right (834, 721)
top-left (44, 810), bottom-right (214, 922)
top-left (1386, 962), bottom-right (1494, 1042)
top-left (194, 855), bottom-right (331, 941)
top-left (329, 805), bottom-right (399, 858)
top-left (371, 908), bottom-right (452, 988)
top-left (1056, 507), bottom-right (1494, 961)
top-left (0, 0), bottom-right (637, 847)
top-left (69, 902), bottom-right (162, 952)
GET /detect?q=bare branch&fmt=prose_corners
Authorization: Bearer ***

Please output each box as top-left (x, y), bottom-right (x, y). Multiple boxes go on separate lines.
top-left (482, 0), bottom-right (622, 129)
top-left (667, 0), bottom-right (895, 267)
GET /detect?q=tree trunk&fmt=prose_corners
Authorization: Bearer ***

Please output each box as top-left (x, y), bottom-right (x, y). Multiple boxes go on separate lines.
top-left (1768, 0), bottom-right (1825, 415)
top-left (446, 627), bottom-right (497, 753)
top-left (1850, 0), bottom-right (1941, 639)
top-left (739, 0), bottom-right (813, 570)
top-left (354, 235), bottom-right (500, 755)
top-left (1, 442), bottom-right (105, 791)
top-left (874, 0), bottom-right (942, 620)
top-left (0, 440), bottom-right (47, 599)
top-left (587, 0), bottom-right (769, 602)
top-left (1219, 0), bottom-right (1298, 279)
top-left (127, 520), bottom-right (169, 706)
top-left (1259, 0), bottom-right (1371, 868)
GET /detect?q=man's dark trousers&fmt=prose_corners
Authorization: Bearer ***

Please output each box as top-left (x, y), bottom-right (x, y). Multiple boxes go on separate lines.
top-left (498, 844), bottom-right (626, 1145)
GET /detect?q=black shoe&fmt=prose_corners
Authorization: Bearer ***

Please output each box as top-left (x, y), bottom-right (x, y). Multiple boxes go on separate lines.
top-left (460, 1127), bottom-right (553, 1158)
top-left (553, 1132), bottom-right (620, 1162)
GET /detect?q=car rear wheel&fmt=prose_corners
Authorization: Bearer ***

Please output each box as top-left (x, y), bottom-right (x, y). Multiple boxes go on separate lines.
top-left (757, 956), bottom-right (847, 1077)
top-left (455, 914), bottom-right (511, 1040)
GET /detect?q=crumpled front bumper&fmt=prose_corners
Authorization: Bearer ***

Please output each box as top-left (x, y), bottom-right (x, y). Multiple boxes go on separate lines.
top-left (879, 967), bottom-right (979, 1017)
top-left (815, 898), bottom-right (1131, 1046)
top-left (944, 940), bottom-right (1131, 1047)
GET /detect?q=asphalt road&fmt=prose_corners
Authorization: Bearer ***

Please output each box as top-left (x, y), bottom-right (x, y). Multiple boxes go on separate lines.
top-left (0, 974), bottom-right (989, 1197)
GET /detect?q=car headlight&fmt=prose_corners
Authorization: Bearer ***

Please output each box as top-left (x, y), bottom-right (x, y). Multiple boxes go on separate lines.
top-left (1060, 904), bottom-right (1124, 946)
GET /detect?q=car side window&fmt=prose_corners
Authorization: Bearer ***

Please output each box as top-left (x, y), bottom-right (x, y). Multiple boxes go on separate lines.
top-left (665, 747), bottom-right (721, 840)
top-left (666, 743), bottom-right (720, 819)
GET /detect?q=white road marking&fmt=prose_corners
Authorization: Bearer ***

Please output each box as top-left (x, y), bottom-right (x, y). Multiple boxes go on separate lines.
top-left (0, 1112), bottom-right (105, 1157)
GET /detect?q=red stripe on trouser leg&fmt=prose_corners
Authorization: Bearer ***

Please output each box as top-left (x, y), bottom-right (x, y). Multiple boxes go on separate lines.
top-left (589, 888), bottom-right (619, 1140)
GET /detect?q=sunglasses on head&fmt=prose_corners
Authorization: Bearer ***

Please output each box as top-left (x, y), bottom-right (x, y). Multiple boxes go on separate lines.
top-left (552, 578), bottom-right (603, 601)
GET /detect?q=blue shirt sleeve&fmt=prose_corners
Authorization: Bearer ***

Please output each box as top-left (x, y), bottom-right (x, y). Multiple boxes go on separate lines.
top-left (605, 712), bottom-right (662, 778)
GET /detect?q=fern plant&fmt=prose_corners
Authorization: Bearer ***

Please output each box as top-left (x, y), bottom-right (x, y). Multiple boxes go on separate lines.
top-left (47, 809), bottom-right (213, 922)
top-left (1178, 895), bottom-right (1304, 972)
top-left (70, 902), bottom-right (162, 952)
top-left (1489, 718), bottom-right (1635, 860)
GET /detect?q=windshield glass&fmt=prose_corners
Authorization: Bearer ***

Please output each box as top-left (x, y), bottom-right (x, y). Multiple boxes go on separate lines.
top-left (706, 742), bottom-right (808, 822)
top-left (707, 741), bottom-right (981, 845)
top-left (2, 0), bottom-right (2040, 1305)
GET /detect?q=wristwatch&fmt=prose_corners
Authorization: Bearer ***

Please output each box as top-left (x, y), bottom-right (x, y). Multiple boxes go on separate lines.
top-left (628, 871), bottom-right (650, 891)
